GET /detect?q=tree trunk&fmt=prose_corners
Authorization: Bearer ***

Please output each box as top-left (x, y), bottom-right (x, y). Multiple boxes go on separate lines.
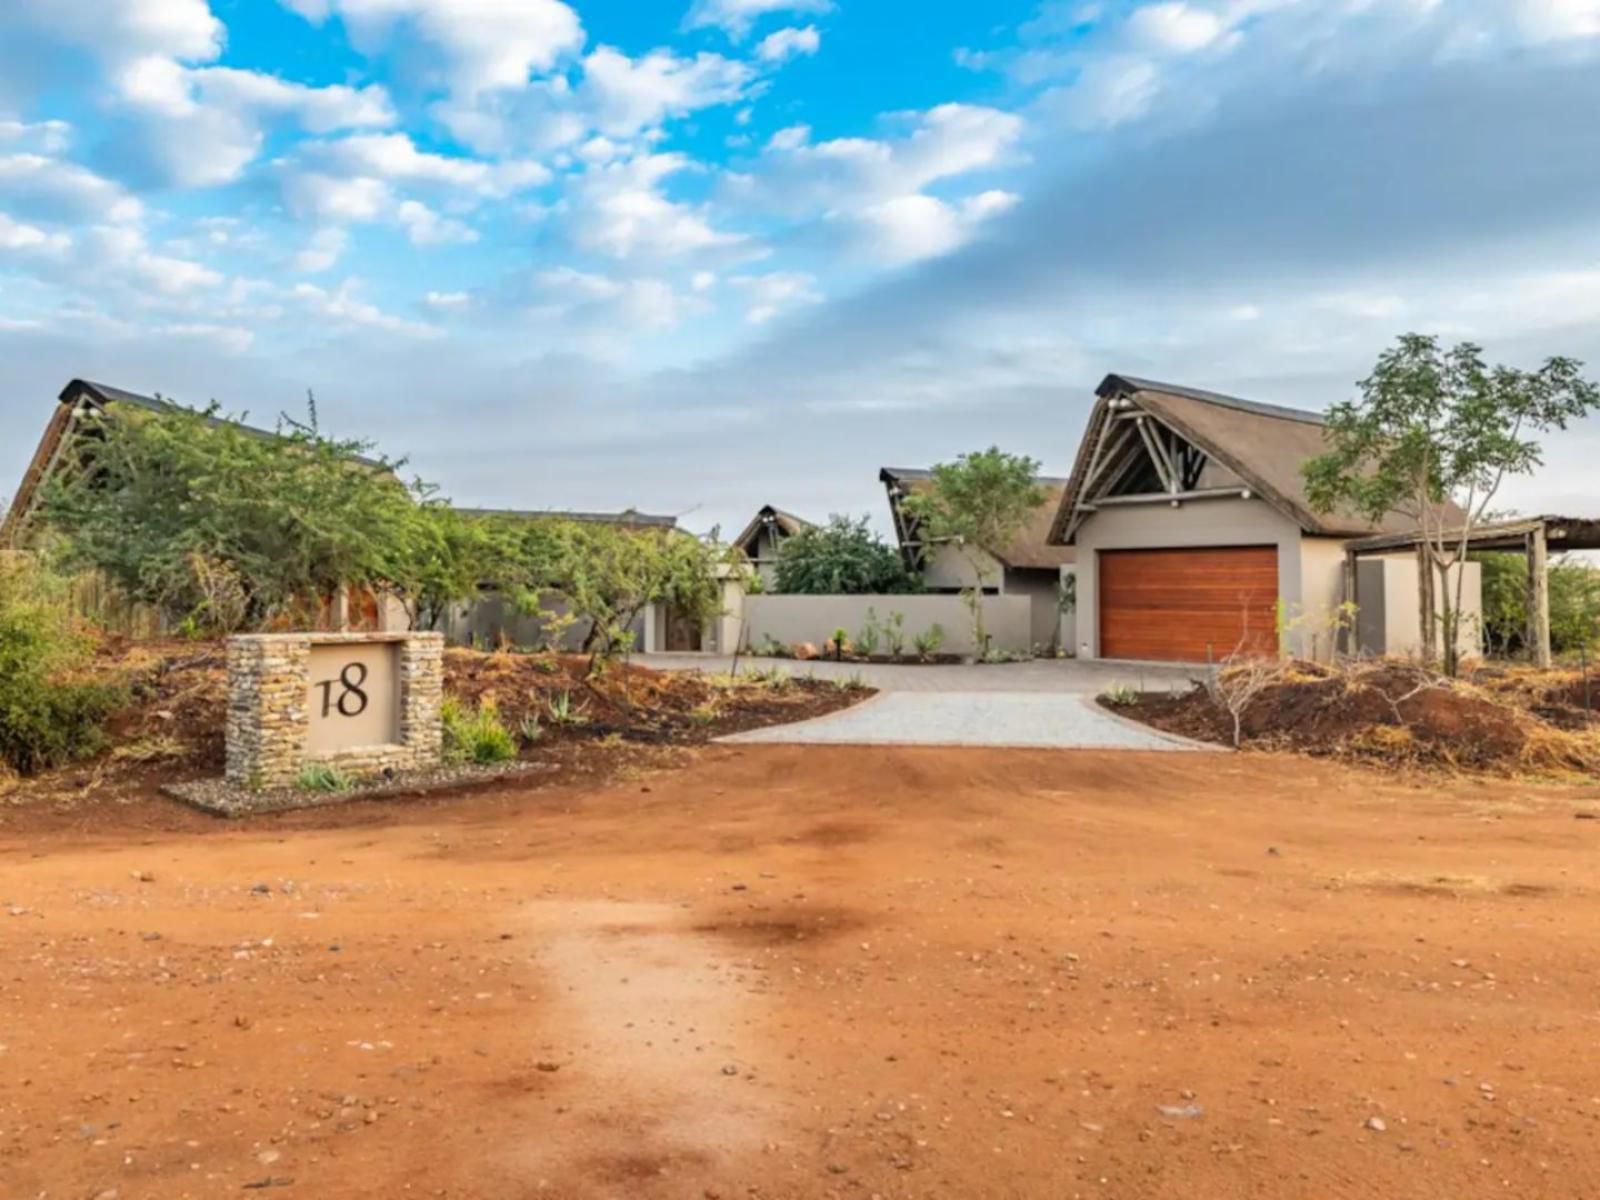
top-left (1415, 544), bottom-right (1436, 666)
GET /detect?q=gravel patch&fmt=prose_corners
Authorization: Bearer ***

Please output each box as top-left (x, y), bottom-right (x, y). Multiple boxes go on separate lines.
top-left (164, 760), bottom-right (544, 818)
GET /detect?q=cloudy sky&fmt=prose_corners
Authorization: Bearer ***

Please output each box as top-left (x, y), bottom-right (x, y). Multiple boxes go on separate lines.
top-left (4, 0), bottom-right (1600, 535)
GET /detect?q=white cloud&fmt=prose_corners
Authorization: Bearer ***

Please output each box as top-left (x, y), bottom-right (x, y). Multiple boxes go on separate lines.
top-left (283, 171), bottom-right (391, 221)
top-left (567, 153), bottom-right (747, 260)
top-left (9, 0), bottom-right (224, 67)
top-left (1050, 56), bottom-right (1162, 129)
top-left (0, 154), bottom-right (143, 224)
top-left (684, 0), bottom-right (832, 40)
top-left (291, 226), bottom-right (349, 273)
top-left (731, 270), bottom-right (819, 322)
top-left (582, 46), bottom-right (755, 137)
top-left (424, 289), bottom-right (471, 310)
top-left (855, 191), bottom-right (1018, 265)
top-left (1518, 0), bottom-right (1600, 41)
top-left (189, 67), bottom-right (395, 132)
top-left (313, 132), bottom-right (550, 194)
top-left (292, 278), bottom-right (438, 336)
top-left (1126, 3), bottom-right (1227, 54)
top-left (290, 0), bottom-right (585, 96)
top-left (0, 119), bottom-right (72, 155)
top-left (438, 44), bottom-right (755, 156)
top-left (0, 211), bottom-right (71, 257)
top-left (756, 25), bottom-right (822, 62)
top-left (396, 199), bottom-right (478, 245)
top-left (86, 224), bottom-right (224, 295)
top-left (529, 266), bottom-right (698, 335)
top-left (731, 103), bottom-right (1024, 263)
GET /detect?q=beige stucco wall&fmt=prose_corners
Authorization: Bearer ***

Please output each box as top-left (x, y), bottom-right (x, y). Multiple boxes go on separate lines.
top-left (1073, 496), bottom-right (1305, 660)
top-left (1293, 536), bottom-right (1351, 662)
top-left (1356, 557), bottom-right (1482, 659)
top-left (1003, 567), bottom-right (1065, 651)
top-left (741, 594), bottom-right (1032, 657)
top-left (919, 541), bottom-right (1004, 591)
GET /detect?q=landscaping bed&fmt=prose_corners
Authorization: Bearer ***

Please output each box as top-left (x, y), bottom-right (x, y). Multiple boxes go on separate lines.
top-left (1104, 658), bottom-right (1600, 775)
top-left (0, 640), bottom-right (871, 818)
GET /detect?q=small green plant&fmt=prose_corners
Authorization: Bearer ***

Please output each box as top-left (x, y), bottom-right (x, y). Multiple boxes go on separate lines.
top-left (442, 696), bottom-right (518, 764)
top-left (687, 701), bottom-right (721, 727)
top-left (296, 761), bottom-right (354, 793)
top-left (518, 712), bottom-right (543, 745)
top-left (1101, 683), bottom-right (1139, 708)
top-left (829, 627), bottom-right (851, 661)
top-left (545, 689), bottom-right (591, 726)
top-left (534, 655), bottom-right (562, 674)
top-left (742, 665), bottom-right (791, 690)
top-left (913, 623), bottom-right (946, 660)
top-left (856, 608), bottom-right (882, 658)
top-left (834, 671), bottom-right (868, 692)
top-left (756, 633), bottom-right (790, 658)
top-left (883, 610), bottom-right (907, 660)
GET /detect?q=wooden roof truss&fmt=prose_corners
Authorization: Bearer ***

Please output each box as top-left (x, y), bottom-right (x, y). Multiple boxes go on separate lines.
top-left (1068, 400), bottom-right (1243, 537)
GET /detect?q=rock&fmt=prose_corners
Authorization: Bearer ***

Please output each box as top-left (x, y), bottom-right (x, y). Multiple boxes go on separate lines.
top-left (535, 1061), bottom-right (561, 1073)
top-left (6, 906), bottom-right (27, 917)
top-left (251, 883), bottom-right (272, 895)
top-left (93, 1190), bottom-right (120, 1200)
top-left (133, 870), bottom-right (155, 883)
top-left (1451, 958), bottom-right (1470, 969)
top-left (1365, 1116), bottom-right (1387, 1133)
top-left (257, 1149), bottom-right (282, 1165)
top-left (792, 642), bottom-right (819, 661)
top-left (140, 932), bottom-right (162, 942)
top-left (1156, 1104), bottom-right (1203, 1120)
top-left (721, 1064), bottom-right (739, 1076)
top-left (1266, 846), bottom-right (1281, 857)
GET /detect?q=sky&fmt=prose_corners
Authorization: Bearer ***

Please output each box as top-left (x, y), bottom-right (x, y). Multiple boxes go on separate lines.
top-left (5, 0), bottom-right (1600, 537)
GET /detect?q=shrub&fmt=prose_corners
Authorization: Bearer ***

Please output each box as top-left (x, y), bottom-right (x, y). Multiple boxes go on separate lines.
top-left (913, 623), bottom-right (946, 659)
top-left (442, 696), bottom-right (518, 764)
top-left (883, 611), bottom-right (907, 660)
top-left (296, 762), bottom-right (354, 793)
top-left (856, 608), bottom-right (882, 658)
top-left (772, 515), bottom-right (922, 595)
top-left (1100, 683), bottom-right (1139, 708)
top-left (0, 556), bottom-right (125, 774)
top-left (544, 689), bottom-right (591, 726)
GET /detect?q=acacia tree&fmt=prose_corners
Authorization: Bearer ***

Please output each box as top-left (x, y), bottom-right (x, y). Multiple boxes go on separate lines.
top-left (40, 399), bottom-right (455, 630)
top-left (772, 515), bottom-right (921, 595)
top-left (902, 448), bottom-right (1045, 653)
top-left (1304, 335), bottom-right (1600, 675)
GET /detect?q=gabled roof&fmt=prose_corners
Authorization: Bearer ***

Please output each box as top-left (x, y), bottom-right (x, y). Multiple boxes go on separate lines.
top-left (1048, 374), bottom-right (1457, 544)
top-left (732, 504), bottom-right (813, 556)
top-left (880, 466), bottom-right (1075, 571)
top-left (458, 507), bottom-right (679, 530)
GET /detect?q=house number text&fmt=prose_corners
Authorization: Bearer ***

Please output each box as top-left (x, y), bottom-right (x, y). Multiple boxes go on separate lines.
top-left (315, 662), bottom-right (370, 719)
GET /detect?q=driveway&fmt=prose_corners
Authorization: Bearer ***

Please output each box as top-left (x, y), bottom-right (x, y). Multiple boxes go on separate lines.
top-left (635, 653), bottom-right (1212, 751)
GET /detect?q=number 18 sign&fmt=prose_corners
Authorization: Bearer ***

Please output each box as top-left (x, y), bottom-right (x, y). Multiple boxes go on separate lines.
top-left (304, 641), bottom-right (401, 753)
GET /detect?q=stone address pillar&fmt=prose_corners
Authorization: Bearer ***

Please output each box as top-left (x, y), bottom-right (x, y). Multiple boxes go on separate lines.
top-left (225, 632), bottom-right (444, 791)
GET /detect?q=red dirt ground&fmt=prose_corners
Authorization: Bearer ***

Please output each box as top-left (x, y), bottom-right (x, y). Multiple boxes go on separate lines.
top-left (5, 746), bottom-right (1600, 1198)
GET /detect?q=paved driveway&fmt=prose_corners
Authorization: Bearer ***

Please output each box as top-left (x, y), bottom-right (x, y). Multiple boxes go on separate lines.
top-left (634, 653), bottom-right (1213, 750)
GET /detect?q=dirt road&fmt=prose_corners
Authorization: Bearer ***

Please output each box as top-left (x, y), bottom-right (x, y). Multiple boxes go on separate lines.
top-left (4, 747), bottom-right (1600, 1198)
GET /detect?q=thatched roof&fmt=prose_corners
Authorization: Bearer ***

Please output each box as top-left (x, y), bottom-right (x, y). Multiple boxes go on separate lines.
top-left (880, 467), bottom-right (1075, 571)
top-left (1049, 374), bottom-right (1463, 544)
top-left (732, 505), bottom-right (813, 555)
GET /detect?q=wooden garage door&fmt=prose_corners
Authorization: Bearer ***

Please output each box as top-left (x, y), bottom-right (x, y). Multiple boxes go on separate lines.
top-left (1099, 546), bottom-right (1279, 663)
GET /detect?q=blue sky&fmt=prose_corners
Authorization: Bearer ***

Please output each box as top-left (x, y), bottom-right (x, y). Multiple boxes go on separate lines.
top-left (5, 0), bottom-right (1600, 535)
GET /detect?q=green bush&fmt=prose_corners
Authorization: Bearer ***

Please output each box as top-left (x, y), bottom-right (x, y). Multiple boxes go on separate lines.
top-left (1478, 551), bottom-right (1600, 658)
top-left (0, 557), bottom-right (125, 774)
top-left (441, 696), bottom-right (518, 765)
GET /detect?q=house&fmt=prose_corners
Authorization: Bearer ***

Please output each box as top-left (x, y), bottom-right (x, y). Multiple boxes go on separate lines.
top-left (1047, 374), bottom-right (1480, 663)
top-left (730, 505), bottom-right (813, 587)
top-left (1, 378), bottom-right (408, 631)
top-left (1, 378), bottom-right (386, 550)
top-left (880, 466), bottom-right (1074, 652)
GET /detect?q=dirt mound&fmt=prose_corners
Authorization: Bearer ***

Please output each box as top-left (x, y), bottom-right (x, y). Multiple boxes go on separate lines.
top-left (1112, 659), bottom-right (1600, 775)
top-left (6, 641), bottom-right (866, 814)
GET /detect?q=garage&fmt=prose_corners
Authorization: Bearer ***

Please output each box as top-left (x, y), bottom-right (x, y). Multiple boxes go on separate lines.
top-left (1098, 546), bottom-right (1279, 662)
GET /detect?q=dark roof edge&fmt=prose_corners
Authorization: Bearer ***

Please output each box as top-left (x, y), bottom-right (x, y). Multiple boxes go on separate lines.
top-left (1098, 373), bottom-right (1326, 427)
top-left (458, 506), bottom-right (679, 528)
top-left (879, 465), bottom-right (1069, 485)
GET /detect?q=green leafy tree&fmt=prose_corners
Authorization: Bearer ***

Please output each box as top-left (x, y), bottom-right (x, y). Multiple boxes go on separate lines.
top-left (41, 399), bottom-right (442, 630)
top-left (1477, 551), bottom-right (1600, 658)
top-left (491, 521), bottom-right (723, 670)
top-left (902, 448), bottom-right (1045, 652)
top-left (772, 515), bottom-right (922, 595)
top-left (1304, 335), bottom-right (1600, 675)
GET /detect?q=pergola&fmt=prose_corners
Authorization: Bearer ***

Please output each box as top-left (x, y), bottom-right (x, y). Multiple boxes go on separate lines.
top-left (1342, 515), bottom-right (1600, 667)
